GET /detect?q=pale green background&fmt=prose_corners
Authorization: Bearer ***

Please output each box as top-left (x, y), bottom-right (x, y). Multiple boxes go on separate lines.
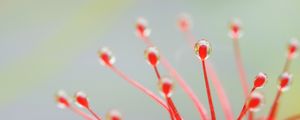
top-left (0, 0), bottom-right (299, 119)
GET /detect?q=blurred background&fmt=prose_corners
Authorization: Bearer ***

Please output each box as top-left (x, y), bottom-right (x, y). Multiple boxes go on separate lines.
top-left (0, 0), bottom-right (300, 119)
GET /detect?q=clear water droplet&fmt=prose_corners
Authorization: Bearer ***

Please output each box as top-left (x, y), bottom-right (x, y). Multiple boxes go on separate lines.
top-left (98, 47), bottom-right (116, 67)
top-left (144, 47), bottom-right (160, 66)
top-left (158, 77), bottom-right (174, 97)
top-left (194, 39), bottom-right (212, 61)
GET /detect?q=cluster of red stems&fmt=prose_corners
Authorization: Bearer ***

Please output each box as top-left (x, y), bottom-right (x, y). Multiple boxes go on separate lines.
top-left (55, 14), bottom-right (299, 120)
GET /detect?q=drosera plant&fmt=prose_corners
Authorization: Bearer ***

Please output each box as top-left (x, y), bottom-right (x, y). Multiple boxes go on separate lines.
top-left (55, 14), bottom-right (299, 120)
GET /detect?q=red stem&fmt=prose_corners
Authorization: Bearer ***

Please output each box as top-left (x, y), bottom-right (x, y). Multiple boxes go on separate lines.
top-left (70, 106), bottom-right (94, 120)
top-left (152, 65), bottom-right (177, 120)
top-left (141, 37), bottom-right (208, 120)
top-left (167, 102), bottom-right (175, 120)
top-left (87, 108), bottom-right (102, 120)
top-left (166, 97), bottom-right (183, 120)
top-left (141, 36), bottom-right (154, 46)
top-left (283, 57), bottom-right (291, 72)
top-left (109, 66), bottom-right (169, 111)
top-left (238, 87), bottom-right (256, 120)
top-left (183, 31), bottom-right (196, 48)
top-left (268, 90), bottom-right (282, 120)
top-left (237, 106), bottom-right (249, 120)
top-left (201, 60), bottom-right (216, 120)
top-left (207, 63), bottom-right (234, 120)
top-left (248, 87), bottom-right (256, 120)
top-left (183, 30), bottom-right (234, 120)
top-left (153, 66), bottom-right (161, 81)
top-left (249, 111), bottom-right (254, 120)
top-left (233, 39), bottom-right (249, 98)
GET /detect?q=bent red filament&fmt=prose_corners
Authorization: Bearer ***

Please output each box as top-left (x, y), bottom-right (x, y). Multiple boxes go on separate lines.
top-left (98, 47), bottom-right (169, 111)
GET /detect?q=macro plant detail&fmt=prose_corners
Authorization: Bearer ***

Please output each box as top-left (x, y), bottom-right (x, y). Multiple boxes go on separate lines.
top-left (54, 14), bottom-right (299, 120)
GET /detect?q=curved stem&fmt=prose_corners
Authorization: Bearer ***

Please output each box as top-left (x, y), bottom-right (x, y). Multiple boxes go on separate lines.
top-left (109, 66), bottom-right (169, 111)
top-left (237, 106), bottom-right (249, 120)
top-left (267, 90), bottom-right (282, 120)
top-left (249, 111), bottom-right (254, 120)
top-left (201, 60), bottom-right (216, 120)
top-left (233, 39), bottom-right (249, 98)
top-left (70, 106), bottom-right (94, 120)
top-left (283, 57), bottom-right (291, 72)
top-left (207, 63), bottom-right (234, 120)
top-left (153, 66), bottom-right (161, 81)
top-left (87, 108), bottom-right (102, 120)
top-left (166, 97), bottom-right (182, 120)
top-left (166, 102), bottom-right (175, 120)
top-left (238, 87), bottom-right (256, 120)
top-left (183, 31), bottom-right (196, 48)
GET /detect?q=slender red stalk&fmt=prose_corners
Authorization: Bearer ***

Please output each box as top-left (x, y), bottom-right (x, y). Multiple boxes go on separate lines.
top-left (70, 106), bottom-right (94, 120)
top-left (166, 97), bottom-right (182, 120)
top-left (238, 87), bottom-right (256, 120)
top-left (248, 88), bottom-right (256, 120)
top-left (233, 39), bottom-right (249, 97)
top-left (283, 57), bottom-right (291, 72)
top-left (153, 66), bottom-right (161, 81)
top-left (241, 88), bottom-right (256, 109)
top-left (285, 114), bottom-right (300, 120)
top-left (109, 65), bottom-right (169, 111)
top-left (201, 60), bottom-right (216, 120)
top-left (152, 64), bottom-right (182, 120)
top-left (267, 90), bottom-right (282, 120)
top-left (166, 101), bottom-right (175, 120)
top-left (249, 111), bottom-right (254, 120)
top-left (183, 31), bottom-right (196, 48)
top-left (182, 30), bottom-right (234, 120)
top-left (152, 66), bottom-right (174, 119)
top-left (74, 91), bottom-right (102, 120)
top-left (87, 108), bottom-right (102, 120)
top-left (237, 106), bottom-right (249, 120)
top-left (140, 36), bottom-right (208, 119)
top-left (237, 91), bottom-right (263, 120)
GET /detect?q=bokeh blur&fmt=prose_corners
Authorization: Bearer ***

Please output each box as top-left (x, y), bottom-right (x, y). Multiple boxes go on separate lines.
top-left (0, 0), bottom-right (300, 119)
